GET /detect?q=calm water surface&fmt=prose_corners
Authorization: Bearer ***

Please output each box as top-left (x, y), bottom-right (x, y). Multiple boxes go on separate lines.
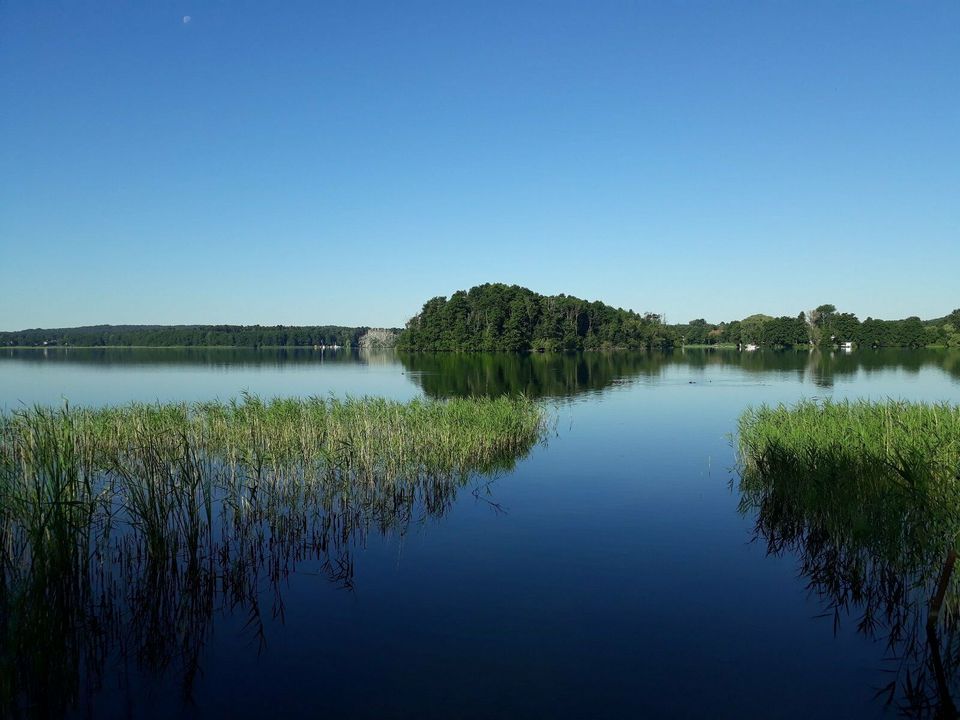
top-left (3, 347), bottom-right (960, 718)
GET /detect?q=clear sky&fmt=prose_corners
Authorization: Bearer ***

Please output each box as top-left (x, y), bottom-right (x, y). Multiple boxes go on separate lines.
top-left (1, 1), bottom-right (957, 330)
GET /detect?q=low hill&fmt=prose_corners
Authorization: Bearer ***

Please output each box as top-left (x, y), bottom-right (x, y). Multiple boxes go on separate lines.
top-left (396, 283), bottom-right (671, 352)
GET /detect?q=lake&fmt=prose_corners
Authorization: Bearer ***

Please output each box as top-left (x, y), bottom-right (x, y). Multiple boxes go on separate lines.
top-left (3, 347), bottom-right (960, 718)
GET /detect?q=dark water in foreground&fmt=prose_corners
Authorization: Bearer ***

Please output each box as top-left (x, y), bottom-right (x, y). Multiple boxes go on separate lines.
top-left (3, 347), bottom-right (960, 718)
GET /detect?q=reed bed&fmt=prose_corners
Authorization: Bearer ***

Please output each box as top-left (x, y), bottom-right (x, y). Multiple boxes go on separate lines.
top-left (1, 394), bottom-right (545, 476)
top-left (738, 399), bottom-right (960, 564)
top-left (0, 394), bottom-right (546, 717)
top-left (737, 399), bottom-right (960, 714)
top-left (738, 399), bottom-right (960, 586)
top-left (738, 399), bottom-right (960, 484)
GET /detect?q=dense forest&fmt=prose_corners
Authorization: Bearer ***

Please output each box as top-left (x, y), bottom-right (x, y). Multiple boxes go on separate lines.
top-left (4, 293), bottom-right (958, 351)
top-left (673, 305), bottom-right (960, 349)
top-left (397, 285), bottom-right (960, 351)
top-left (396, 284), bottom-right (672, 351)
top-left (0, 325), bottom-right (398, 348)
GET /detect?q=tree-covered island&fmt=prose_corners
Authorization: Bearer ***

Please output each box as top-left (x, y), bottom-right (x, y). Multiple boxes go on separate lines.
top-left (396, 283), bottom-right (672, 352)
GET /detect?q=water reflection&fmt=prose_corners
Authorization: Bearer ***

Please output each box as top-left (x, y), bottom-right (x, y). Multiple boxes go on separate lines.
top-left (0, 415), bottom-right (537, 718)
top-left (401, 349), bottom-right (960, 398)
top-left (399, 351), bottom-right (672, 399)
top-left (2, 347), bottom-right (958, 403)
top-left (738, 453), bottom-right (960, 716)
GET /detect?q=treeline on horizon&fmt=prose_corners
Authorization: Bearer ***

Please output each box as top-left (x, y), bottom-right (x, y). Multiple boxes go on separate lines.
top-left (676, 304), bottom-right (960, 349)
top-left (397, 285), bottom-right (960, 351)
top-left (0, 324), bottom-right (395, 348)
top-left (5, 289), bottom-right (958, 351)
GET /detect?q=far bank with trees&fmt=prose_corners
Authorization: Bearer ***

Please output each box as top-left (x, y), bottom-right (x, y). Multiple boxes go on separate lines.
top-left (398, 285), bottom-right (960, 352)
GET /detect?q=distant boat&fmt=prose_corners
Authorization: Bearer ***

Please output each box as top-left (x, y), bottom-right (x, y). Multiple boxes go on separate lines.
top-left (841, 341), bottom-right (854, 352)
top-left (744, 343), bottom-right (758, 352)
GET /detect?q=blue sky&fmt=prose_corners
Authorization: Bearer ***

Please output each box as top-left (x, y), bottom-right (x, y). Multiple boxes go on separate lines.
top-left (1, 1), bottom-right (957, 329)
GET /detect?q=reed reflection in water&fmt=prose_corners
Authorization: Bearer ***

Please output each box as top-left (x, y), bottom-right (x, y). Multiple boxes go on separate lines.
top-left (738, 400), bottom-right (960, 717)
top-left (0, 396), bottom-right (546, 718)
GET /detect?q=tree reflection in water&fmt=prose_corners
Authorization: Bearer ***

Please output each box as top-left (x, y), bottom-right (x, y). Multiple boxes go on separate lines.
top-left (400, 348), bottom-right (960, 399)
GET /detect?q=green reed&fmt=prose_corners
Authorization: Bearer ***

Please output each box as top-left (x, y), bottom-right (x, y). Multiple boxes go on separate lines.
top-left (737, 399), bottom-right (960, 714)
top-left (0, 394), bottom-right (546, 717)
top-left (1, 393), bottom-right (544, 472)
top-left (738, 399), bottom-right (960, 480)
top-left (0, 394), bottom-right (546, 581)
top-left (738, 399), bottom-right (960, 564)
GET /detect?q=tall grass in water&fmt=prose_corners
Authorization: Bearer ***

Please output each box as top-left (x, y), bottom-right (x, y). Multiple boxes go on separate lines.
top-left (0, 395), bottom-right (546, 718)
top-left (0, 404), bottom-right (107, 718)
top-left (737, 399), bottom-right (960, 716)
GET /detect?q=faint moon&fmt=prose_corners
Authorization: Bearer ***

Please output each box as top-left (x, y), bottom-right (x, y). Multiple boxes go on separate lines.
top-left (182, 15), bottom-right (191, 24)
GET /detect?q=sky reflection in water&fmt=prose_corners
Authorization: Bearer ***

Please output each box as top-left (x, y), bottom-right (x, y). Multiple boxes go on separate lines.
top-left (2, 347), bottom-right (960, 718)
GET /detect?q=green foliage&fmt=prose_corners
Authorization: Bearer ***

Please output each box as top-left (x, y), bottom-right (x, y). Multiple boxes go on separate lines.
top-left (760, 315), bottom-right (807, 347)
top-left (738, 398), bottom-right (960, 576)
top-left (814, 303), bottom-right (837, 319)
top-left (397, 283), bottom-right (673, 352)
top-left (932, 309), bottom-right (960, 348)
top-left (0, 395), bottom-right (546, 715)
top-left (0, 325), bottom-right (398, 348)
top-left (737, 399), bottom-right (960, 712)
top-left (0, 395), bottom-right (546, 481)
top-left (5, 300), bottom-right (955, 352)
top-left (672, 303), bottom-right (957, 349)
top-left (738, 399), bottom-right (960, 497)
